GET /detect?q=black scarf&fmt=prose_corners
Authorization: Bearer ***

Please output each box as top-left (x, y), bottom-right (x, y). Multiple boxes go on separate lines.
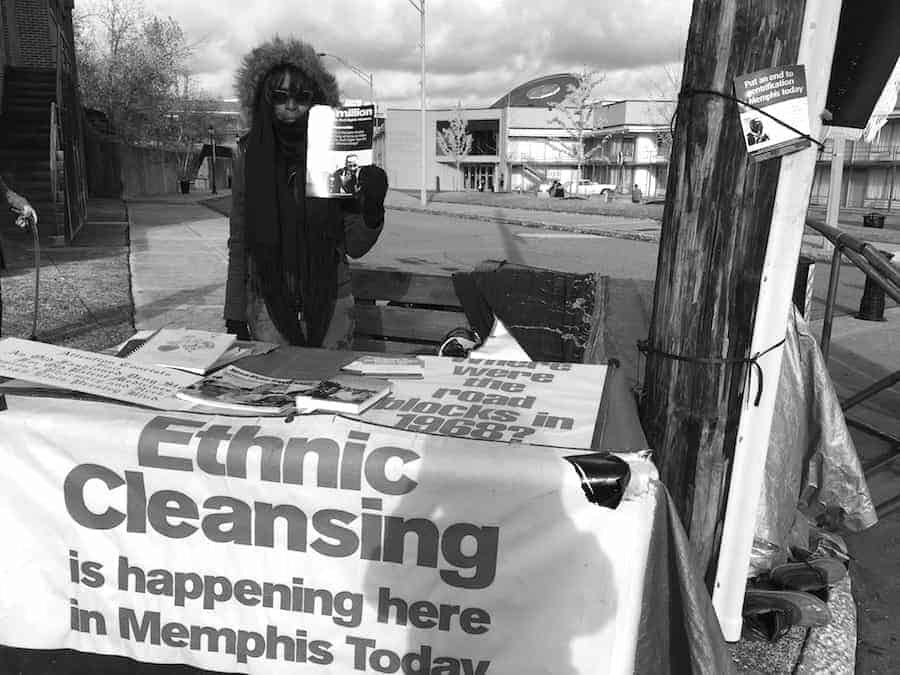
top-left (244, 103), bottom-right (342, 346)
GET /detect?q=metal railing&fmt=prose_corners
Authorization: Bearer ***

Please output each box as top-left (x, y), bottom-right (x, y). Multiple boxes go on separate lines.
top-left (807, 218), bottom-right (900, 513)
top-left (817, 141), bottom-right (900, 163)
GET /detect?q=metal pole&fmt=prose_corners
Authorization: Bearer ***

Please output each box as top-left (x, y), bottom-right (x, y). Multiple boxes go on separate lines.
top-left (819, 245), bottom-right (843, 361)
top-left (317, 52), bottom-right (374, 105)
top-left (209, 127), bottom-right (217, 195)
top-left (420, 0), bottom-right (427, 206)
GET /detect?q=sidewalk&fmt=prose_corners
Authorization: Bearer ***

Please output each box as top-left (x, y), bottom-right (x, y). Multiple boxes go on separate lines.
top-left (127, 192), bottom-right (230, 331)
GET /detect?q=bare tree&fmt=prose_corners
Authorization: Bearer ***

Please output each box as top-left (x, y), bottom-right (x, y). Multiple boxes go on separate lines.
top-left (644, 63), bottom-right (682, 158)
top-left (436, 102), bottom-right (473, 190)
top-left (548, 69), bottom-right (609, 195)
top-left (75, 0), bottom-right (193, 144)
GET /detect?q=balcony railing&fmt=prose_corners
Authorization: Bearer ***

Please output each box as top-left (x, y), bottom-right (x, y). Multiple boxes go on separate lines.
top-left (817, 142), bottom-right (900, 163)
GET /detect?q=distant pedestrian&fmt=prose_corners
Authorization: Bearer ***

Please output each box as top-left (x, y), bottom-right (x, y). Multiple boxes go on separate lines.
top-left (224, 36), bottom-right (388, 349)
top-left (478, 178), bottom-right (485, 192)
top-left (631, 183), bottom-right (643, 203)
top-left (0, 176), bottom-right (38, 335)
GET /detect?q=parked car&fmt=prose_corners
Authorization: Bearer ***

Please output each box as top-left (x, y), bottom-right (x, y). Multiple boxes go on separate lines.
top-left (566, 179), bottom-right (616, 198)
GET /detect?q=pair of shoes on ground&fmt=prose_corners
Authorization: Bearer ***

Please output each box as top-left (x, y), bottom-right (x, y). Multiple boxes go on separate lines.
top-left (742, 556), bottom-right (847, 642)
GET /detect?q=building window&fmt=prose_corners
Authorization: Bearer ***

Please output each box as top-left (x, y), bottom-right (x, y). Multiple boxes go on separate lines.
top-left (435, 118), bottom-right (499, 156)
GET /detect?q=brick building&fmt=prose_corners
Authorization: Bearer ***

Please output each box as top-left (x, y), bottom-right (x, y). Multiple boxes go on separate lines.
top-left (1, 0), bottom-right (86, 240)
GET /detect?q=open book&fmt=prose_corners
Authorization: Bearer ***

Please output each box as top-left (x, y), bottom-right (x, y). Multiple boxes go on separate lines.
top-left (295, 374), bottom-right (391, 414)
top-left (125, 328), bottom-right (237, 375)
top-left (306, 104), bottom-right (375, 198)
top-left (176, 365), bottom-right (317, 415)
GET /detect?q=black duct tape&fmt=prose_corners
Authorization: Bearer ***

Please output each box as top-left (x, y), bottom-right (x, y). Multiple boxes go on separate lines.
top-left (564, 452), bottom-right (631, 509)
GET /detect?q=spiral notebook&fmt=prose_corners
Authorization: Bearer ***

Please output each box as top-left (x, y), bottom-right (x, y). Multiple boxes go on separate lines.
top-left (125, 328), bottom-right (237, 375)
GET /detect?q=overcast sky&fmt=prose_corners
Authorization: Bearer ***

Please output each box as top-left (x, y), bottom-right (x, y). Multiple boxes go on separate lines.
top-left (134, 0), bottom-right (691, 108)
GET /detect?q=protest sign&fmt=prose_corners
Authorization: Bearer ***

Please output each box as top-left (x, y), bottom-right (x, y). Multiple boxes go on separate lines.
top-left (361, 356), bottom-right (608, 449)
top-left (733, 65), bottom-right (811, 161)
top-left (0, 337), bottom-right (196, 409)
top-left (0, 396), bottom-right (656, 674)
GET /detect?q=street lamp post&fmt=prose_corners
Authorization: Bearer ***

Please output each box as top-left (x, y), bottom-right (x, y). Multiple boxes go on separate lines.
top-left (208, 125), bottom-right (217, 195)
top-left (317, 52), bottom-right (374, 104)
top-left (408, 0), bottom-right (426, 206)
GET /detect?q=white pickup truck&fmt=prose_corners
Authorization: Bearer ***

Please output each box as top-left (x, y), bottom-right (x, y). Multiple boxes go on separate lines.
top-left (565, 179), bottom-right (617, 198)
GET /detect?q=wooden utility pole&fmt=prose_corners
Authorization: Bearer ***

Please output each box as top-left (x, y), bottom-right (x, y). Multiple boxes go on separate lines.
top-left (641, 0), bottom-right (808, 575)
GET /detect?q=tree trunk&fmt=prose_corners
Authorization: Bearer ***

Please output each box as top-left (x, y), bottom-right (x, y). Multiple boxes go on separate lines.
top-left (641, 0), bottom-right (806, 576)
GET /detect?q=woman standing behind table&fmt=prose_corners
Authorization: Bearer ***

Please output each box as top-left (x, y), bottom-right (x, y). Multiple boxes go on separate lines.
top-left (0, 176), bottom-right (38, 336)
top-left (224, 36), bottom-right (387, 349)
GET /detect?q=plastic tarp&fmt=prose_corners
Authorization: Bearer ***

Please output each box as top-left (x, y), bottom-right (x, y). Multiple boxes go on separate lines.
top-left (751, 307), bottom-right (877, 575)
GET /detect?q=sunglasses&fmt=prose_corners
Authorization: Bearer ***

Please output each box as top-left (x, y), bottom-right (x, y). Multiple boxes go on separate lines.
top-left (270, 88), bottom-right (314, 105)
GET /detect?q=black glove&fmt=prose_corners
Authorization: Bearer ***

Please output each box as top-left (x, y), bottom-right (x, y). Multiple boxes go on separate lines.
top-left (225, 319), bottom-right (251, 341)
top-left (355, 165), bottom-right (388, 228)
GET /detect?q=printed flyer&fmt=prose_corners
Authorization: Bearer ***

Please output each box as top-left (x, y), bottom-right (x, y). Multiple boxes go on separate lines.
top-left (307, 104), bottom-right (376, 198)
top-left (0, 397), bottom-right (657, 674)
top-left (733, 64), bottom-right (811, 161)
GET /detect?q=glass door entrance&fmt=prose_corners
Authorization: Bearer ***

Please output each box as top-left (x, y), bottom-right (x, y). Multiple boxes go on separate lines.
top-left (463, 164), bottom-right (495, 191)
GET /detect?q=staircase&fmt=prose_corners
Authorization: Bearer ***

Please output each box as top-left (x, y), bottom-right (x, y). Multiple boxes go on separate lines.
top-left (0, 67), bottom-right (62, 241)
top-left (521, 163), bottom-right (547, 186)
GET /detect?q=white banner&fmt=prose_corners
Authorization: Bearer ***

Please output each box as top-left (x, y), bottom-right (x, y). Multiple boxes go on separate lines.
top-left (0, 397), bottom-right (655, 674)
top-left (362, 357), bottom-right (608, 449)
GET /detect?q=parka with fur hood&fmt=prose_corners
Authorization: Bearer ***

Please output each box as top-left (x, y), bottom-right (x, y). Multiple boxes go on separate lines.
top-left (224, 36), bottom-right (386, 348)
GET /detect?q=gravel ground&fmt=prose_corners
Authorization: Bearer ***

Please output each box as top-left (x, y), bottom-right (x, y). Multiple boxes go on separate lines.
top-left (1, 202), bottom-right (134, 351)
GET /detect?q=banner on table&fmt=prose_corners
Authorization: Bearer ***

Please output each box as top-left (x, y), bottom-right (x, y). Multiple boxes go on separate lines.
top-left (361, 357), bottom-right (608, 449)
top-left (0, 397), bottom-right (655, 674)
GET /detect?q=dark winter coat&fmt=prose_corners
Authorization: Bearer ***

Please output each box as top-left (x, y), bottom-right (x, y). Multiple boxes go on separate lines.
top-left (223, 37), bottom-right (383, 347)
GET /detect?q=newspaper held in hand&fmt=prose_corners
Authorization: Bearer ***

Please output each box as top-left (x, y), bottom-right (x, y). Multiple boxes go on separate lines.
top-left (306, 104), bottom-right (375, 198)
top-left (295, 374), bottom-right (391, 414)
top-left (176, 366), bottom-right (317, 415)
top-left (340, 355), bottom-right (425, 379)
top-left (733, 65), bottom-right (811, 162)
top-left (125, 328), bottom-right (236, 375)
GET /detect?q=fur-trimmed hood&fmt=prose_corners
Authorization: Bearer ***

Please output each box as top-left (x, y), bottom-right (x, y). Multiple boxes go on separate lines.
top-left (235, 36), bottom-right (341, 127)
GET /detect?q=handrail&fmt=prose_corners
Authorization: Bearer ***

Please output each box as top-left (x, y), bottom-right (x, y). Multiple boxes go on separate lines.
top-left (806, 217), bottom-right (899, 500)
top-left (49, 102), bottom-right (58, 211)
top-left (805, 219), bottom-right (900, 305)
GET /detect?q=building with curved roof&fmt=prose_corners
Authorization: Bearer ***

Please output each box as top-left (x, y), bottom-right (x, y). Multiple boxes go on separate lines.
top-left (384, 73), bottom-right (674, 197)
top-left (490, 73), bottom-right (579, 109)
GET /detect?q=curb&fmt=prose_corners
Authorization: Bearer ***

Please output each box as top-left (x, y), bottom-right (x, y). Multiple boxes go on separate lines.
top-left (386, 204), bottom-right (661, 243)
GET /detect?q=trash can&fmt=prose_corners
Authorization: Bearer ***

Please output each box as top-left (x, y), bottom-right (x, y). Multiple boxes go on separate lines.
top-left (863, 212), bottom-right (885, 229)
top-left (857, 249), bottom-right (894, 322)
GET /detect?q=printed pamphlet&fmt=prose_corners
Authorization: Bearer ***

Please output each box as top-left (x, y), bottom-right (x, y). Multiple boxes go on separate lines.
top-left (306, 104), bottom-right (375, 198)
top-left (733, 64), bottom-right (811, 161)
top-left (125, 328), bottom-right (236, 375)
top-left (117, 332), bottom-right (277, 370)
top-left (295, 374), bottom-right (391, 414)
top-left (340, 355), bottom-right (425, 379)
top-left (176, 365), bottom-right (317, 415)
